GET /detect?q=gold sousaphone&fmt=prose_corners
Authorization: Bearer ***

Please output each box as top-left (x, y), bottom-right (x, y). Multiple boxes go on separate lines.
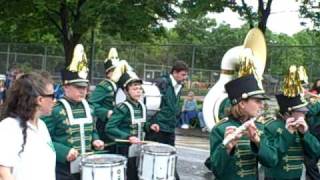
top-left (202, 28), bottom-right (267, 131)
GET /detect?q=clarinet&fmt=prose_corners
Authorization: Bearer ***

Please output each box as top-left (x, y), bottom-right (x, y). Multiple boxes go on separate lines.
top-left (222, 117), bottom-right (257, 146)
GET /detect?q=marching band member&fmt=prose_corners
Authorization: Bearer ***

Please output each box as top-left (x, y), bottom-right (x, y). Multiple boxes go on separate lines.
top-left (89, 48), bottom-right (119, 150)
top-left (42, 44), bottom-right (104, 180)
top-left (263, 65), bottom-right (320, 180)
top-left (105, 71), bottom-right (159, 180)
top-left (305, 96), bottom-right (320, 180)
top-left (209, 74), bottom-right (278, 180)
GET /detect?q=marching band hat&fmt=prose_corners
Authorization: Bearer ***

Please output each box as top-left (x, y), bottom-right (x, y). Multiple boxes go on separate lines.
top-left (61, 44), bottom-right (89, 87)
top-left (117, 71), bottom-right (142, 89)
top-left (275, 93), bottom-right (308, 114)
top-left (104, 48), bottom-right (119, 73)
top-left (225, 74), bottom-right (269, 105)
top-left (61, 69), bottom-right (89, 87)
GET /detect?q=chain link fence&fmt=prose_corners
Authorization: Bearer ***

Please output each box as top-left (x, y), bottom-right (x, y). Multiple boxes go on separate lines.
top-left (1, 43), bottom-right (319, 95)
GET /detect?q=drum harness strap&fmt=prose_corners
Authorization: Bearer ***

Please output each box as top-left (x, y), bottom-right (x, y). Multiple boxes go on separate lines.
top-left (123, 100), bottom-right (146, 141)
top-left (59, 99), bottom-right (92, 155)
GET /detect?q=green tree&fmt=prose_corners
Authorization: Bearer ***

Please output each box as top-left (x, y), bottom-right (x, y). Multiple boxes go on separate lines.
top-left (0, 0), bottom-right (179, 66)
top-left (181, 0), bottom-right (273, 33)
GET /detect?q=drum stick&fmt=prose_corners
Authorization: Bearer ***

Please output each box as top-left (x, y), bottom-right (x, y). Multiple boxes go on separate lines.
top-left (115, 139), bottom-right (158, 144)
top-left (104, 142), bottom-right (116, 147)
top-left (84, 150), bottom-right (109, 156)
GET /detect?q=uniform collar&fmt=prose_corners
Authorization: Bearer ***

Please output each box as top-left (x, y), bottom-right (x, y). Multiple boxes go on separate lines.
top-left (170, 74), bottom-right (178, 87)
top-left (170, 74), bottom-right (182, 95)
top-left (126, 97), bottom-right (140, 107)
top-left (64, 96), bottom-right (82, 105)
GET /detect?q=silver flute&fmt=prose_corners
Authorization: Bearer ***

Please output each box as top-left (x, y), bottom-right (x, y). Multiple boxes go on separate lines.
top-left (222, 117), bottom-right (258, 146)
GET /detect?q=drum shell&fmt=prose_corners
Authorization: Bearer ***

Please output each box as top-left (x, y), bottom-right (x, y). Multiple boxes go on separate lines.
top-left (81, 154), bottom-right (127, 180)
top-left (138, 144), bottom-right (176, 180)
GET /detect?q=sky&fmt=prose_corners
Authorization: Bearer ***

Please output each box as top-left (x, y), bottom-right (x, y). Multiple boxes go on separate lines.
top-left (162, 0), bottom-right (315, 36)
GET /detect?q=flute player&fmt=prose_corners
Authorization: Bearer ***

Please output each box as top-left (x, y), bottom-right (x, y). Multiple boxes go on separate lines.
top-left (208, 74), bottom-right (278, 180)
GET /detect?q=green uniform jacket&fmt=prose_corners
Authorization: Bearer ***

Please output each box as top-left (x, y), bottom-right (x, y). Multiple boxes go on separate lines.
top-left (218, 98), bottom-right (231, 119)
top-left (151, 74), bottom-right (181, 133)
top-left (105, 99), bottom-right (150, 141)
top-left (263, 118), bottom-right (320, 179)
top-left (89, 79), bottom-right (116, 123)
top-left (42, 98), bottom-right (99, 164)
top-left (307, 101), bottom-right (320, 138)
top-left (209, 116), bottom-right (278, 180)
top-left (88, 79), bottom-right (116, 141)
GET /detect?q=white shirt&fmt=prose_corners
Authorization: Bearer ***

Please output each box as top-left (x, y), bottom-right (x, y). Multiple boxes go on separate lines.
top-left (170, 74), bottom-right (182, 96)
top-left (0, 117), bottom-right (56, 180)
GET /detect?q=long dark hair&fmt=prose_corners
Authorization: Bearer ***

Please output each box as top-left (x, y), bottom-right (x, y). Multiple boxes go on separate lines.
top-left (0, 72), bottom-right (53, 155)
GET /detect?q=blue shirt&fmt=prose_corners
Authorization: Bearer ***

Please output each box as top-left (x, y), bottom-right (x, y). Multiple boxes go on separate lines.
top-left (183, 99), bottom-right (197, 111)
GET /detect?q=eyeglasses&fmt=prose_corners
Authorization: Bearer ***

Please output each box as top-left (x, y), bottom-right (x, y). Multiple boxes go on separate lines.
top-left (41, 93), bottom-right (55, 100)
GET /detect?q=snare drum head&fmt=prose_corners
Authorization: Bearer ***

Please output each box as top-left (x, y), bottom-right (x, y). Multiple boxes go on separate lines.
top-left (142, 144), bottom-right (176, 155)
top-left (82, 154), bottom-right (126, 166)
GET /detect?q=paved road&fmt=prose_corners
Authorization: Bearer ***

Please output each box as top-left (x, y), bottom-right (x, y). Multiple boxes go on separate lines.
top-left (175, 135), bottom-right (214, 180)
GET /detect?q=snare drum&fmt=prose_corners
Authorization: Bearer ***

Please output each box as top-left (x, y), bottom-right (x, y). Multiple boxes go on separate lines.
top-left (81, 154), bottom-right (127, 180)
top-left (138, 144), bottom-right (176, 180)
top-left (116, 81), bottom-right (161, 116)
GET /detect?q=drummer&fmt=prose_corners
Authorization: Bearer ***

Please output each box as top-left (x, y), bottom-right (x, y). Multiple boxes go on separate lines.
top-left (105, 71), bottom-right (160, 180)
top-left (89, 48), bottom-right (119, 151)
top-left (42, 44), bottom-right (104, 180)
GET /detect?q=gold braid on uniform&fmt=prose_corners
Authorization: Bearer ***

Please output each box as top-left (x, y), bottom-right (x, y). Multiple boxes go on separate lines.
top-left (283, 65), bottom-right (303, 97)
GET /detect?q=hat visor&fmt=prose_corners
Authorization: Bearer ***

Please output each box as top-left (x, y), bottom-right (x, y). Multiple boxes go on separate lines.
top-left (249, 94), bottom-right (270, 100)
top-left (294, 106), bottom-right (309, 113)
top-left (70, 82), bottom-right (88, 87)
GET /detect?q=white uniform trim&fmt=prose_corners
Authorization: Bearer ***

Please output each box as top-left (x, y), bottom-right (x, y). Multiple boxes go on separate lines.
top-left (123, 100), bottom-right (146, 141)
top-left (105, 79), bottom-right (117, 92)
top-left (123, 100), bottom-right (146, 125)
top-left (59, 99), bottom-right (92, 155)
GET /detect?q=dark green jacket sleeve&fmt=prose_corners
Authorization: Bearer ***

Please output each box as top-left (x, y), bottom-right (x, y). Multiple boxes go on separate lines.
top-left (251, 132), bottom-right (279, 168)
top-left (42, 106), bottom-right (71, 163)
top-left (105, 105), bottom-right (130, 140)
top-left (209, 127), bottom-right (231, 177)
top-left (300, 131), bottom-right (320, 158)
top-left (89, 84), bottom-right (114, 122)
top-left (307, 101), bottom-right (320, 116)
top-left (90, 107), bottom-right (100, 141)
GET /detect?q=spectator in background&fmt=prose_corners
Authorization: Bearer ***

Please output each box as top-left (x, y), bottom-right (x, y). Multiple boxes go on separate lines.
top-left (180, 91), bottom-right (198, 129)
top-left (0, 75), bottom-right (5, 105)
top-left (197, 110), bottom-right (208, 132)
top-left (5, 66), bottom-right (23, 89)
top-left (309, 79), bottom-right (320, 95)
top-left (53, 83), bottom-right (64, 99)
top-left (305, 79), bottom-right (320, 104)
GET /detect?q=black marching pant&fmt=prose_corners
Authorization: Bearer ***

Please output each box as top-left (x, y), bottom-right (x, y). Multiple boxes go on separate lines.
top-left (56, 162), bottom-right (80, 180)
top-left (116, 145), bottom-right (139, 180)
top-left (305, 155), bottom-right (320, 180)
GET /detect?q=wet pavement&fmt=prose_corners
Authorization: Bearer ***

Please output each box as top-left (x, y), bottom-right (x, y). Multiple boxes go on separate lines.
top-left (175, 128), bottom-right (214, 180)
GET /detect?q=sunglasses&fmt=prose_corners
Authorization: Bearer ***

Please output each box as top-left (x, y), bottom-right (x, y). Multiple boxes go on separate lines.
top-left (41, 93), bottom-right (55, 100)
